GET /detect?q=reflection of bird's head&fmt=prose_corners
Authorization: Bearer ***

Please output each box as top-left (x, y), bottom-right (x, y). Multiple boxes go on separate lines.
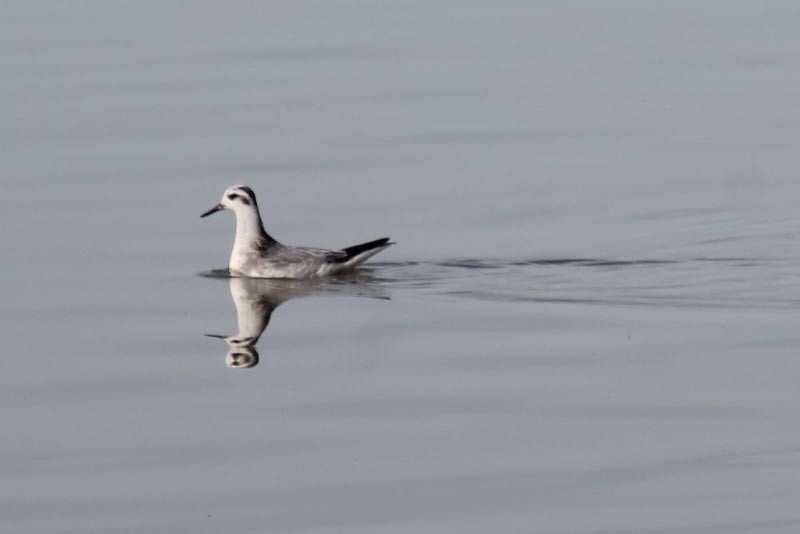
top-left (225, 345), bottom-right (259, 369)
top-left (205, 333), bottom-right (261, 369)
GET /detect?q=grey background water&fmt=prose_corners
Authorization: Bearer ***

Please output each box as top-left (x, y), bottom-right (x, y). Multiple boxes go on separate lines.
top-left (2, 1), bottom-right (800, 532)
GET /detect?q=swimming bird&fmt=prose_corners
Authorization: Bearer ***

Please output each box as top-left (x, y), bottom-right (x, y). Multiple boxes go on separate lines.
top-left (201, 185), bottom-right (393, 278)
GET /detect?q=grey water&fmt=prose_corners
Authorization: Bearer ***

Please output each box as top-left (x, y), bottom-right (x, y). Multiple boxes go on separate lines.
top-left (2, 1), bottom-right (800, 532)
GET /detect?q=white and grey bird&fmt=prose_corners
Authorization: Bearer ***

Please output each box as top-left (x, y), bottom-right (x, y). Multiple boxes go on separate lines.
top-left (201, 185), bottom-right (394, 279)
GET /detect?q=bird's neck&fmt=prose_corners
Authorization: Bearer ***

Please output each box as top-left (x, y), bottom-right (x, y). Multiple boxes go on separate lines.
top-left (233, 208), bottom-right (278, 253)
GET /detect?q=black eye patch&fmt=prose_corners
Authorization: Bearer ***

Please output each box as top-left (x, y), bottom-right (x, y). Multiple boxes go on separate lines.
top-left (227, 193), bottom-right (252, 205)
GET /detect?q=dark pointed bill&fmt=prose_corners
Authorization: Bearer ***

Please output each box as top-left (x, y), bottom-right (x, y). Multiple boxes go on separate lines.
top-left (200, 203), bottom-right (224, 218)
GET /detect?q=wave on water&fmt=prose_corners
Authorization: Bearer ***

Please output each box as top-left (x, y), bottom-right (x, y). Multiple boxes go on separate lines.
top-left (365, 257), bottom-right (799, 310)
top-left (198, 268), bottom-right (235, 279)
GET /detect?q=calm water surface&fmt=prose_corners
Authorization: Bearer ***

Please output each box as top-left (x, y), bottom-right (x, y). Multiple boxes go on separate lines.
top-left (2, 2), bottom-right (800, 533)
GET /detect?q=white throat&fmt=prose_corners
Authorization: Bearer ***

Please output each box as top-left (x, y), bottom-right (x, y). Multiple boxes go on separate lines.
top-left (232, 206), bottom-right (267, 252)
top-left (229, 205), bottom-right (279, 271)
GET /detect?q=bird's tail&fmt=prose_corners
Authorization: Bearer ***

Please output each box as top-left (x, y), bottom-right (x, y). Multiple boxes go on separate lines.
top-left (335, 237), bottom-right (394, 268)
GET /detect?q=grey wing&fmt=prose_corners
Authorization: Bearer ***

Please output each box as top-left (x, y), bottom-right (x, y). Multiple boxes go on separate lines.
top-left (247, 245), bottom-right (347, 278)
top-left (271, 246), bottom-right (338, 265)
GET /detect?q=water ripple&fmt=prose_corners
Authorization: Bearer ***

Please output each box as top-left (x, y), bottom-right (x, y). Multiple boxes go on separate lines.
top-left (368, 257), bottom-right (799, 310)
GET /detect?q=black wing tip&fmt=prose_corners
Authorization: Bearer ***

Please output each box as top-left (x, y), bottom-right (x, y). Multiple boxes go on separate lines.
top-left (369, 237), bottom-right (394, 247)
top-left (344, 237), bottom-right (392, 252)
top-left (328, 237), bottom-right (394, 264)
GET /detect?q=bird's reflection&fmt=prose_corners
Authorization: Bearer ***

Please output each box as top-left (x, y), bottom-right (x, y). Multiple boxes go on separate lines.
top-left (205, 273), bottom-right (387, 369)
